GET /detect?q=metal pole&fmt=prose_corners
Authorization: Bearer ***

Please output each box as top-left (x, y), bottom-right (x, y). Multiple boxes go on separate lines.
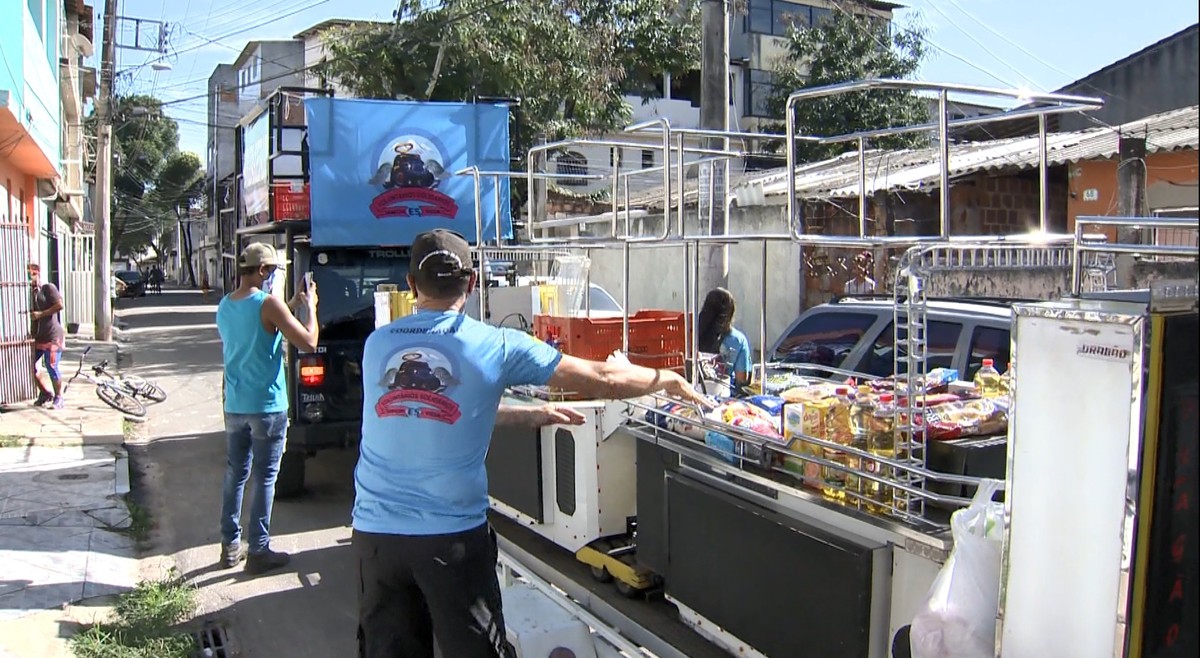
top-left (472, 167), bottom-right (487, 320)
top-left (786, 97), bottom-right (798, 239)
top-left (858, 137), bottom-right (868, 238)
top-left (690, 242), bottom-right (701, 385)
top-left (92, 0), bottom-right (118, 341)
top-left (1038, 113), bottom-right (1048, 233)
top-left (621, 240), bottom-right (630, 352)
top-left (937, 90), bottom-right (950, 240)
top-left (759, 239), bottom-right (768, 389)
top-left (676, 132), bottom-right (686, 238)
top-left (683, 240), bottom-right (692, 381)
top-left (611, 147), bottom-right (620, 239)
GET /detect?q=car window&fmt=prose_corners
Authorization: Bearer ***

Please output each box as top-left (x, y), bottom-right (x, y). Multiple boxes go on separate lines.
top-left (772, 312), bottom-right (878, 368)
top-left (859, 320), bottom-right (963, 377)
top-left (965, 326), bottom-right (1010, 380)
top-left (587, 285), bottom-right (622, 313)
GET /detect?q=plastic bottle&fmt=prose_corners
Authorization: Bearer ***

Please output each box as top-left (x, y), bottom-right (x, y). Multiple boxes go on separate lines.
top-left (974, 358), bottom-right (1004, 399)
top-left (821, 387), bottom-right (858, 502)
top-left (845, 385), bottom-right (875, 507)
top-left (1000, 362), bottom-right (1014, 398)
top-left (865, 393), bottom-right (897, 514)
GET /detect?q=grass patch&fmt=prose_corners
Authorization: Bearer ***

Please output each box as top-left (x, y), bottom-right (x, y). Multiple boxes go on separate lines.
top-left (124, 497), bottom-right (153, 544)
top-left (70, 575), bottom-right (197, 658)
top-left (0, 435), bottom-right (24, 448)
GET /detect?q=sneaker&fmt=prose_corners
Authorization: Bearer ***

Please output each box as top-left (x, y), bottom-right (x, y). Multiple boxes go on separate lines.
top-left (52, 397), bottom-right (65, 410)
top-left (220, 543), bottom-right (247, 569)
top-left (34, 392), bottom-right (51, 407)
top-left (245, 549), bottom-right (291, 575)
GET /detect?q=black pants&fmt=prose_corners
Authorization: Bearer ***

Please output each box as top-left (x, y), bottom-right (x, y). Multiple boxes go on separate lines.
top-left (355, 524), bottom-right (517, 658)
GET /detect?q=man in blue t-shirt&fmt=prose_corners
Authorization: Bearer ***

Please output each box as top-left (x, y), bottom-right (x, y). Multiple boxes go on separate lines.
top-left (355, 230), bottom-right (707, 658)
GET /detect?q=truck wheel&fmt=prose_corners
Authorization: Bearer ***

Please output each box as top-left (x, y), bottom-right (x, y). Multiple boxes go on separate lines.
top-left (276, 451), bottom-right (307, 499)
top-left (590, 565), bottom-right (613, 583)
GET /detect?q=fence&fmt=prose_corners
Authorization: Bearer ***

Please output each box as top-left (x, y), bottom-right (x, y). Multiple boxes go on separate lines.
top-left (60, 231), bottom-right (95, 332)
top-left (0, 221), bottom-right (35, 405)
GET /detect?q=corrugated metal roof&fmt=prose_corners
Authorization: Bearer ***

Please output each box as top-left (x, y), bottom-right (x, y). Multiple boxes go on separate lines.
top-left (631, 105), bottom-right (1198, 208)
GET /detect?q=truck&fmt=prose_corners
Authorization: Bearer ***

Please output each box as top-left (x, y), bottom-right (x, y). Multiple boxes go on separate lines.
top-left (226, 88), bottom-right (514, 496)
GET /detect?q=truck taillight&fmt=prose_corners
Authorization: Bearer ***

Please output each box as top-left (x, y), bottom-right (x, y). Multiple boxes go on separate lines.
top-left (299, 356), bottom-right (325, 387)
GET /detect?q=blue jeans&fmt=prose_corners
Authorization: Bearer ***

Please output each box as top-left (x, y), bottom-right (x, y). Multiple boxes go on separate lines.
top-left (221, 411), bottom-right (288, 554)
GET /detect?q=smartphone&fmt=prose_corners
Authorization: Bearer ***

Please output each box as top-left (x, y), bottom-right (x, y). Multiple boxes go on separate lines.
top-left (303, 271), bottom-right (314, 290)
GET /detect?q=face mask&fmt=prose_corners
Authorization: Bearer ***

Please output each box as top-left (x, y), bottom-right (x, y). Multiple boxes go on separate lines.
top-left (263, 269), bottom-right (278, 294)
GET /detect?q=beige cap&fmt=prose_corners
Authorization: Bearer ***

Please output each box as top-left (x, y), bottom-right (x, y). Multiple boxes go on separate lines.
top-left (238, 242), bottom-right (289, 268)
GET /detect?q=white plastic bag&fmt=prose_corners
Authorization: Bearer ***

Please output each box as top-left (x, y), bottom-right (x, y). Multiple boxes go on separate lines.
top-left (910, 479), bottom-right (1006, 658)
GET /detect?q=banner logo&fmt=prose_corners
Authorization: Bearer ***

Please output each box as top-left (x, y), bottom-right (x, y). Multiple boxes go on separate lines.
top-left (367, 137), bottom-right (459, 220)
top-left (375, 350), bottom-right (462, 425)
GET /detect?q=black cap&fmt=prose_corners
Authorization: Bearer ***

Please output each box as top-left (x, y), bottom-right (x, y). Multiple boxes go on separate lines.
top-left (410, 230), bottom-right (473, 284)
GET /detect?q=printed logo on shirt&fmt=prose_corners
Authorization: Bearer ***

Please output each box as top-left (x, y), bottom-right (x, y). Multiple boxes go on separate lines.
top-left (375, 348), bottom-right (463, 424)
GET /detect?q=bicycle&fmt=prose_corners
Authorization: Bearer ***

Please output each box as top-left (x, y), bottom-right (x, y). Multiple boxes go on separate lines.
top-left (66, 347), bottom-right (167, 417)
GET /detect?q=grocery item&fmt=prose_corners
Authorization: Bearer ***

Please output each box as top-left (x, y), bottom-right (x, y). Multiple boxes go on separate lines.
top-left (782, 399), bottom-right (836, 486)
top-left (758, 371), bottom-right (810, 396)
top-left (643, 401), bottom-right (708, 439)
top-left (924, 397), bottom-right (1010, 441)
top-left (820, 387), bottom-right (859, 501)
top-left (843, 386), bottom-right (876, 506)
top-left (746, 394), bottom-right (786, 417)
top-left (864, 392), bottom-right (897, 513)
top-left (780, 382), bottom-right (841, 404)
top-left (709, 401), bottom-right (784, 441)
top-left (973, 359), bottom-right (1004, 399)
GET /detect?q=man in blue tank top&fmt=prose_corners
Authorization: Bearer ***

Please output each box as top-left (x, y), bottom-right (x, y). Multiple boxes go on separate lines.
top-left (355, 230), bottom-right (709, 658)
top-left (215, 243), bottom-right (319, 574)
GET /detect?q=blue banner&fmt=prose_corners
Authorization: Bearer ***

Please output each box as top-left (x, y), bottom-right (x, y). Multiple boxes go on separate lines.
top-left (305, 98), bottom-right (512, 247)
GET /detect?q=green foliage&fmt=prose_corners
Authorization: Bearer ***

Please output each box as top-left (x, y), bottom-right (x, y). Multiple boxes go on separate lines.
top-left (316, 0), bottom-right (700, 167)
top-left (86, 95), bottom-right (203, 259)
top-left (70, 575), bottom-right (197, 658)
top-left (765, 0), bottom-right (930, 162)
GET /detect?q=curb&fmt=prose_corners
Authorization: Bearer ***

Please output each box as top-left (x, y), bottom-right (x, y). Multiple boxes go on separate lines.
top-left (114, 447), bottom-right (131, 496)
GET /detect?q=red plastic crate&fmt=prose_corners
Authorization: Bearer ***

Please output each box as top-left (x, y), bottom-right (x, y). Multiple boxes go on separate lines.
top-left (534, 310), bottom-right (686, 371)
top-left (272, 182), bottom-right (310, 221)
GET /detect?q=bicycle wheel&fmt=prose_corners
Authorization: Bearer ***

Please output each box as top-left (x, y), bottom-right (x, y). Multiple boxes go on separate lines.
top-left (97, 385), bottom-right (147, 417)
top-left (122, 375), bottom-right (167, 402)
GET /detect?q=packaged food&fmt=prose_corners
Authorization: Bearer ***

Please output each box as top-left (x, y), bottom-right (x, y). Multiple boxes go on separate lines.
top-left (644, 401), bottom-right (706, 439)
top-left (782, 402), bottom-right (827, 486)
top-left (746, 394), bottom-right (786, 417)
top-left (924, 398), bottom-right (1010, 441)
top-left (759, 371), bottom-right (810, 396)
top-left (708, 401), bottom-right (784, 441)
top-left (821, 389), bottom-right (859, 500)
top-left (780, 383), bottom-right (840, 404)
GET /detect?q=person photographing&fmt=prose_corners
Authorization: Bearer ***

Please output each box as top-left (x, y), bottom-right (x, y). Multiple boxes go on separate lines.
top-left (215, 243), bottom-right (319, 574)
top-left (354, 229), bottom-right (708, 658)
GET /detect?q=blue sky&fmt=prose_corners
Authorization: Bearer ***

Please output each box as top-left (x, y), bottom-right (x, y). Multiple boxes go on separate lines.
top-left (102, 0), bottom-right (1200, 157)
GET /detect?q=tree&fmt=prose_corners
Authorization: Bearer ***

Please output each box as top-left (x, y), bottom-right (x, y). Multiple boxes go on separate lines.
top-left (316, 0), bottom-right (701, 180)
top-left (766, 0), bottom-right (930, 162)
top-left (148, 152), bottom-right (205, 287)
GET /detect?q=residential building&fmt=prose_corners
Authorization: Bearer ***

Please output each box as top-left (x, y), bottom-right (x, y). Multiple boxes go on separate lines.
top-left (203, 39), bottom-right (306, 291)
top-left (1055, 23), bottom-right (1198, 132)
top-left (1, 0), bottom-right (95, 404)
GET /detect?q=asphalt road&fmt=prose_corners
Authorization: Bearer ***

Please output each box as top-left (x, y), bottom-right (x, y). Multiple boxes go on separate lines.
top-left (120, 289), bottom-right (361, 657)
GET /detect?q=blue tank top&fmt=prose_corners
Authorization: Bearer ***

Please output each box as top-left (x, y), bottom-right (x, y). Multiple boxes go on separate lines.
top-left (216, 290), bottom-right (288, 414)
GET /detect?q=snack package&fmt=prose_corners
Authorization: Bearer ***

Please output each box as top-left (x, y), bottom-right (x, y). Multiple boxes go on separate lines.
top-left (780, 383), bottom-right (840, 404)
top-left (922, 368), bottom-right (960, 394)
top-left (644, 401), bottom-right (707, 439)
top-left (924, 398), bottom-right (1010, 441)
top-left (746, 394), bottom-right (786, 417)
top-left (760, 371), bottom-right (810, 396)
top-left (709, 401), bottom-right (784, 441)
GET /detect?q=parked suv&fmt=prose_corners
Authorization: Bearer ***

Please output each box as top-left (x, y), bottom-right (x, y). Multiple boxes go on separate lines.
top-left (768, 296), bottom-right (1016, 380)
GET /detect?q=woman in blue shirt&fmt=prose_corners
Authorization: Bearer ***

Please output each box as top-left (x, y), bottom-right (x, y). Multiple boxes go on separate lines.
top-left (697, 287), bottom-right (753, 390)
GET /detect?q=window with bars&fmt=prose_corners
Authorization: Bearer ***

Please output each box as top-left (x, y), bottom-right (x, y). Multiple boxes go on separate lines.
top-left (556, 152), bottom-right (589, 187)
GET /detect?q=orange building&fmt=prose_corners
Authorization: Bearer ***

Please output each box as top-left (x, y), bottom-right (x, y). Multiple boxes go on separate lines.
top-left (1067, 149), bottom-right (1200, 241)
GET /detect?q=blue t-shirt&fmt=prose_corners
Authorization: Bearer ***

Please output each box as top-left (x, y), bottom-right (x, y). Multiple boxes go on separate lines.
top-left (216, 290), bottom-right (288, 414)
top-left (353, 310), bottom-right (563, 536)
top-left (719, 328), bottom-right (753, 385)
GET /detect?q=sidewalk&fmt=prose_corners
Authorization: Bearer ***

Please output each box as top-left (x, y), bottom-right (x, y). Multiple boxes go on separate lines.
top-left (0, 338), bottom-right (140, 656)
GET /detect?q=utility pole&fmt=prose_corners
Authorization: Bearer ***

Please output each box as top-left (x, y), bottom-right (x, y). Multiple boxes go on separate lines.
top-left (1115, 133), bottom-right (1148, 287)
top-left (699, 0), bottom-right (731, 294)
top-left (93, 0), bottom-right (118, 341)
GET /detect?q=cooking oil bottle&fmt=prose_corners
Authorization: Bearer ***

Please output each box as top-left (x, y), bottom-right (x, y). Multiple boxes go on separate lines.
top-left (844, 385), bottom-right (875, 508)
top-left (820, 387), bottom-right (856, 502)
top-left (974, 358), bottom-right (1004, 399)
top-left (864, 393), bottom-right (897, 514)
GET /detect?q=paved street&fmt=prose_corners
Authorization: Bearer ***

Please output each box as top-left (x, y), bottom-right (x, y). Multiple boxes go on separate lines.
top-left (123, 289), bottom-right (361, 657)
